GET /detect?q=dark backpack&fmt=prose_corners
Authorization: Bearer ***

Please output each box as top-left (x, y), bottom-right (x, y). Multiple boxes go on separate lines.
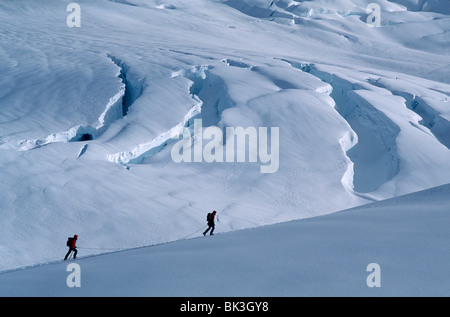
top-left (207, 213), bottom-right (212, 222)
top-left (67, 237), bottom-right (74, 247)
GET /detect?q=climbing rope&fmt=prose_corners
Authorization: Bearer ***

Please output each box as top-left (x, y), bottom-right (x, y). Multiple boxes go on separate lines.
top-left (178, 225), bottom-right (207, 240)
top-left (76, 225), bottom-right (208, 253)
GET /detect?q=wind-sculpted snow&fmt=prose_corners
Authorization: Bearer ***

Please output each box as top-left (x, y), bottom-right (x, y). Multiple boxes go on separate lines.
top-left (15, 54), bottom-right (145, 152)
top-left (367, 77), bottom-right (450, 149)
top-left (391, 0), bottom-right (450, 14)
top-left (18, 125), bottom-right (96, 151)
top-left (222, 0), bottom-right (450, 21)
top-left (108, 55), bottom-right (145, 117)
top-left (220, 0), bottom-right (429, 25)
top-left (107, 64), bottom-right (234, 164)
top-left (175, 65), bottom-right (234, 127)
top-left (300, 64), bottom-right (401, 193)
top-left (280, 58), bottom-right (450, 195)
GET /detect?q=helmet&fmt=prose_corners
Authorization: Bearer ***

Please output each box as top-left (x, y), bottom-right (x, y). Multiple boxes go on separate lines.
top-left (74, 235), bottom-right (78, 239)
top-left (213, 210), bottom-right (217, 214)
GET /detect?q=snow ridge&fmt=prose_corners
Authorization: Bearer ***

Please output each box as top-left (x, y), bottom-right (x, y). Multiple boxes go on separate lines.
top-left (16, 54), bottom-right (146, 152)
top-left (368, 78), bottom-right (450, 149)
top-left (18, 125), bottom-right (96, 151)
top-left (107, 64), bottom-right (234, 164)
top-left (280, 59), bottom-right (402, 193)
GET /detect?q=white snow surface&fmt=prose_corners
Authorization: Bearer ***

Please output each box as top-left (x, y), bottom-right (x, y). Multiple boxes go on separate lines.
top-left (0, 0), bottom-right (449, 294)
top-left (0, 183), bottom-right (449, 296)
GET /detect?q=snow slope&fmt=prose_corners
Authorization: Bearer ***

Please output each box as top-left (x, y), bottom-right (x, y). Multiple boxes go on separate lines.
top-left (0, 0), bottom-right (449, 273)
top-left (0, 183), bottom-right (449, 297)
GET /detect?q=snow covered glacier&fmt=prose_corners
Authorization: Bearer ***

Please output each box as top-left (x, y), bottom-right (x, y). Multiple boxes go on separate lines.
top-left (0, 0), bottom-right (449, 295)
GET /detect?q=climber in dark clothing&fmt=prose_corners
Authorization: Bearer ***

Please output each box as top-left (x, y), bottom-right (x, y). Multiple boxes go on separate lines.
top-left (203, 210), bottom-right (217, 236)
top-left (64, 235), bottom-right (78, 260)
